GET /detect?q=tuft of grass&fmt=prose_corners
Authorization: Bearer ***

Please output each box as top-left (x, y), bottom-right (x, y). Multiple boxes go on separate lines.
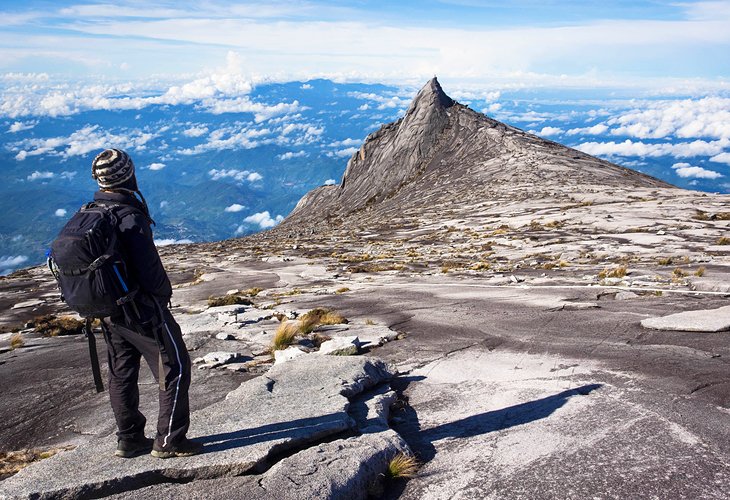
top-left (598, 265), bottom-right (628, 279)
top-left (470, 262), bottom-right (491, 271)
top-left (365, 319), bottom-right (376, 326)
top-left (716, 212), bottom-right (730, 220)
top-left (335, 287), bottom-right (350, 294)
top-left (242, 287), bottom-right (262, 297)
top-left (299, 308), bottom-right (348, 334)
top-left (0, 446), bottom-right (74, 480)
top-left (693, 210), bottom-right (710, 221)
top-left (207, 294), bottom-right (253, 307)
top-left (717, 236), bottom-right (730, 245)
top-left (386, 453), bottom-right (420, 479)
top-left (271, 321), bottom-right (299, 351)
top-left (694, 266), bottom-right (706, 277)
top-left (29, 315), bottom-right (84, 337)
top-left (347, 263), bottom-right (405, 273)
top-left (10, 333), bottom-right (24, 350)
top-left (672, 268), bottom-right (688, 278)
top-left (657, 257), bottom-right (673, 266)
top-left (440, 261), bottom-right (464, 273)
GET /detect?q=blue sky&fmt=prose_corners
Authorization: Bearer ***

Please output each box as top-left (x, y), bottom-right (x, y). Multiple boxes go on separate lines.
top-left (1, 1), bottom-right (730, 89)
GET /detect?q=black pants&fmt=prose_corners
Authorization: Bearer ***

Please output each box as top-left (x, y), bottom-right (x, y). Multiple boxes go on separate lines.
top-left (102, 308), bottom-right (191, 449)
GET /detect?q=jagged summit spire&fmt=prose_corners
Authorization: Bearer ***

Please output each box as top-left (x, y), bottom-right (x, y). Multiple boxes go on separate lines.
top-left (410, 77), bottom-right (455, 110)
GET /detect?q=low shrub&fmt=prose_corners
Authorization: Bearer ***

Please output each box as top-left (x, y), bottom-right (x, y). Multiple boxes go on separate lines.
top-left (299, 308), bottom-right (348, 334)
top-left (207, 294), bottom-right (253, 307)
top-left (598, 265), bottom-right (628, 279)
top-left (694, 266), bottom-right (706, 277)
top-left (0, 446), bottom-right (74, 480)
top-left (717, 236), bottom-right (730, 245)
top-left (29, 315), bottom-right (84, 337)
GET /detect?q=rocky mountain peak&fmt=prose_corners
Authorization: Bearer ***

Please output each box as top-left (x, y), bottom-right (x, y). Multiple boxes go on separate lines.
top-left (286, 78), bottom-right (673, 226)
top-left (408, 77), bottom-right (455, 111)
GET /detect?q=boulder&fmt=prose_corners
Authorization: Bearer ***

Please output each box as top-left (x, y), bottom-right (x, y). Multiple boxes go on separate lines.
top-left (273, 346), bottom-right (307, 365)
top-left (319, 336), bottom-right (360, 356)
top-left (193, 352), bottom-right (239, 366)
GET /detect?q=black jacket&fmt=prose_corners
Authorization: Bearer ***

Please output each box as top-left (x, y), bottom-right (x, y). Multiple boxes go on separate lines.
top-left (93, 191), bottom-right (172, 310)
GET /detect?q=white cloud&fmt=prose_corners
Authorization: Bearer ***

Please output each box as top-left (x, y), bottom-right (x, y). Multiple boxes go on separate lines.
top-left (576, 138), bottom-right (730, 158)
top-left (204, 97), bottom-right (303, 122)
top-left (324, 179), bottom-right (336, 185)
top-left (224, 203), bottom-right (246, 212)
top-left (8, 121), bottom-right (36, 133)
top-left (54, 208), bottom-right (67, 217)
top-left (330, 146), bottom-right (359, 158)
top-left (160, 200), bottom-right (169, 208)
top-left (484, 102), bottom-right (502, 114)
top-left (0, 255), bottom-right (28, 276)
top-left (671, 162), bottom-right (723, 179)
top-left (535, 126), bottom-right (563, 137)
top-left (242, 211), bottom-right (284, 229)
top-left (300, 83), bottom-right (313, 89)
top-left (155, 238), bottom-right (194, 246)
top-left (710, 152), bottom-right (730, 165)
top-left (566, 124), bottom-right (609, 136)
top-left (208, 168), bottom-right (262, 182)
top-left (348, 91), bottom-right (410, 110)
top-left (12, 124), bottom-right (155, 159)
top-left (182, 125), bottom-right (208, 137)
top-left (27, 170), bottom-right (55, 181)
top-left (276, 123), bottom-right (324, 147)
top-left (277, 150), bottom-right (307, 160)
top-left (181, 126), bottom-right (272, 155)
top-left (60, 171), bottom-right (77, 179)
top-left (607, 97), bottom-right (730, 140)
top-left (148, 162), bottom-right (166, 170)
top-left (329, 138), bottom-right (362, 148)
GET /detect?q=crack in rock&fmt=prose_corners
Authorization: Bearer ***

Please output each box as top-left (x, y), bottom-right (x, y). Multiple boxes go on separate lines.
top-left (0, 357), bottom-right (397, 499)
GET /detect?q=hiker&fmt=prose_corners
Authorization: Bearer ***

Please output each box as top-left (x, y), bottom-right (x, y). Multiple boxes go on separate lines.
top-left (90, 149), bottom-right (201, 459)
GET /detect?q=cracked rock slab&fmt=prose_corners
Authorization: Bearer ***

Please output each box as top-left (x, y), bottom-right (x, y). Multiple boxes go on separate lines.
top-left (641, 305), bottom-right (730, 332)
top-left (0, 357), bottom-right (395, 500)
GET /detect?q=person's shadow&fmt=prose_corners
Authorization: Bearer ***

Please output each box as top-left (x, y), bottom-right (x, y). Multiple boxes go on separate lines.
top-left (385, 379), bottom-right (602, 497)
top-left (393, 381), bottom-right (601, 462)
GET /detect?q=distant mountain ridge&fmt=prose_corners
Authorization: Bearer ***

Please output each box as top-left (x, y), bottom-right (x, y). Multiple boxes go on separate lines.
top-left (285, 77), bottom-right (672, 226)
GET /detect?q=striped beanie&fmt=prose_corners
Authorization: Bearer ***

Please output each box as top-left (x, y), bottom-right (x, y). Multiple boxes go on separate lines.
top-left (91, 149), bottom-right (136, 189)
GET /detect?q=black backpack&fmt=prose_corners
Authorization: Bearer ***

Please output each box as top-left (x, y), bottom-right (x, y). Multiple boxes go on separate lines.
top-left (48, 202), bottom-right (140, 392)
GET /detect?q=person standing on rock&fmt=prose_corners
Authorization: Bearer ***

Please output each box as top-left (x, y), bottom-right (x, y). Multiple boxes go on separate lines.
top-left (91, 149), bottom-right (202, 459)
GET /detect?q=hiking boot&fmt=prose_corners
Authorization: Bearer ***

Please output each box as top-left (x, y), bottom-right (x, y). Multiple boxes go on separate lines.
top-left (115, 436), bottom-right (154, 458)
top-left (151, 438), bottom-right (204, 459)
